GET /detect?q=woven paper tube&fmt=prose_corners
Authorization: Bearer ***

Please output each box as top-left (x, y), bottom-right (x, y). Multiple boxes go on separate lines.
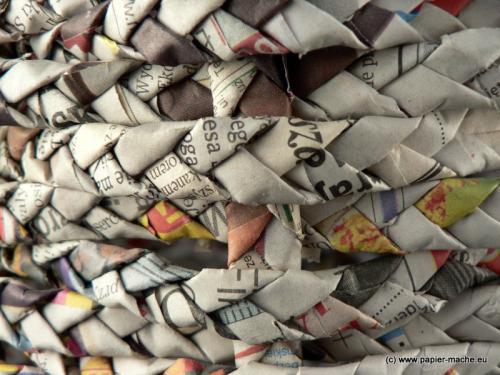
top-left (0, 0), bottom-right (500, 374)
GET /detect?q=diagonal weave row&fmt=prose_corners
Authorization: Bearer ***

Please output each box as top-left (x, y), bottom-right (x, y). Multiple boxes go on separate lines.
top-left (2, 26), bottom-right (500, 128)
top-left (2, 0), bottom-right (495, 63)
top-left (1, 342), bottom-right (499, 375)
top-left (3, 118), bottom-right (500, 262)
top-left (0, 240), bottom-right (498, 373)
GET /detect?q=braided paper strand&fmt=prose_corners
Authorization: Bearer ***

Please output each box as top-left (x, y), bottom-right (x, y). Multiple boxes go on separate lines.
top-left (0, 240), bottom-right (499, 373)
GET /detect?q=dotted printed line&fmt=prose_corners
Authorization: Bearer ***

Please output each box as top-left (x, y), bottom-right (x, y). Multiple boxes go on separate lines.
top-left (433, 111), bottom-right (446, 146)
top-left (374, 289), bottom-right (403, 317)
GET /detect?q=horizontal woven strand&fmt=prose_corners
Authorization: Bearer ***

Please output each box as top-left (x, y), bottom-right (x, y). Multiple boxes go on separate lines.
top-left (0, 240), bottom-right (498, 367)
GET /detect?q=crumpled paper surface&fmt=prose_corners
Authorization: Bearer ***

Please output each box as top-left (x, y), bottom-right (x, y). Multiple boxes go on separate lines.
top-left (0, 0), bottom-right (500, 374)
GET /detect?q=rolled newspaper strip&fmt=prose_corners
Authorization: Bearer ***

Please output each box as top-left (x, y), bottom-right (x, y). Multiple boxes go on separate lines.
top-left (1, 1), bottom-right (500, 373)
top-left (0, 240), bottom-right (498, 373)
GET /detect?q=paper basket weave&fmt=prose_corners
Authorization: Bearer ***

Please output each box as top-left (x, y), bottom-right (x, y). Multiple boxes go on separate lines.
top-left (0, 1), bottom-right (500, 374)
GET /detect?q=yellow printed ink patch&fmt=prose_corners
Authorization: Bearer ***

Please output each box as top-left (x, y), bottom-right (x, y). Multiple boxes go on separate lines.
top-left (325, 208), bottom-right (402, 254)
top-left (140, 201), bottom-right (214, 241)
top-left (415, 178), bottom-right (500, 228)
